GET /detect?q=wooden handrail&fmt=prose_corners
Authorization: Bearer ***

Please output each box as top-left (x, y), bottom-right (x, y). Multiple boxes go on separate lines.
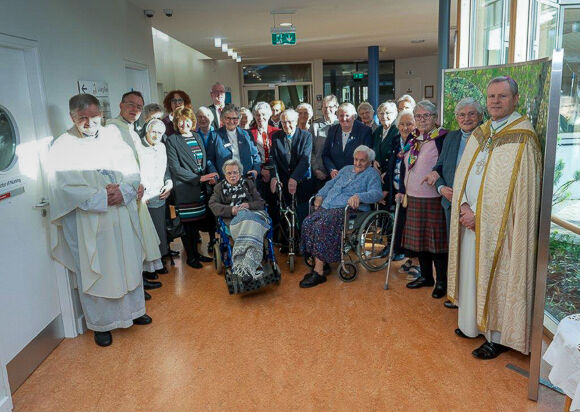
top-left (551, 215), bottom-right (580, 236)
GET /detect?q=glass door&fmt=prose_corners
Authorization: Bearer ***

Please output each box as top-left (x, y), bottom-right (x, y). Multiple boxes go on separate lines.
top-left (244, 85), bottom-right (276, 110)
top-left (277, 83), bottom-right (312, 109)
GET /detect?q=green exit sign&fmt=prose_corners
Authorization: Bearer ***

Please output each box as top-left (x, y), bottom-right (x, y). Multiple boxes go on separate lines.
top-left (352, 72), bottom-right (365, 80)
top-left (272, 32), bottom-right (296, 45)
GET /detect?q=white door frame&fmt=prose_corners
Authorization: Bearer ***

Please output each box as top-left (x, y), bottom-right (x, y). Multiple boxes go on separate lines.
top-left (0, 32), bottom-right (78, 404)
top-left (124, 59), bottom-right (152, 104)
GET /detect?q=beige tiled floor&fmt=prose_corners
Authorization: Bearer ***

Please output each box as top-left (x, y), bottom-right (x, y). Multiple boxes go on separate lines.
top-left (12, 243), bottom-right (565, 411)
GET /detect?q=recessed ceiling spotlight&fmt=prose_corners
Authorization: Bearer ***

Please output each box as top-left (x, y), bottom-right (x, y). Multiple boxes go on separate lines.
top-left (232, 52), bottom-right (238, 59)
top-left (227, 49), bottom-right (233, 56)
top-left (214, 38), bottom-right (221, 47)
top-left (221, 43), bottom-right (228, 52)
top-left (280, 22), bottom-right (292, 27)
top-left (236, 57), bottom-right (242, 63)
top-left (411, 39), bottom-right (425, 44)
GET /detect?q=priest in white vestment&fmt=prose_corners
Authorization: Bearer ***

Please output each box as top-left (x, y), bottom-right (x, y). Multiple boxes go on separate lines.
top-left (47, 94), bottom-right (152, 347)
top-left (447, 76), bottom-right (542, 359)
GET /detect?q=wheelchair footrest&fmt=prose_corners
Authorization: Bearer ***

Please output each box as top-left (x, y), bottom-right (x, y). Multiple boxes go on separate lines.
top-left (225, 264), bottom-right (281, 295)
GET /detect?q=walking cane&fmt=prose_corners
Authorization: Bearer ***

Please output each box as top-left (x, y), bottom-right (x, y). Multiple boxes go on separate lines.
top-left (383, 198), bottom-right (401, 290)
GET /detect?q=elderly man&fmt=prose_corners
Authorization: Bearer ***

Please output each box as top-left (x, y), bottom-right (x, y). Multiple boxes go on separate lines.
top-left (47, 94), bottom-right (152, 347)
top-left (310, 95), bottom-right (338, 190)
top-left (206, 104), bottom-right (261, 180)
top-left (208, 82), bottom-right (226, 130)
top-left (270, 109), bottom-right (313, 228)
top-left (108, 92), bottom-right (163, 292)
top-left (322, 102), bottom-right (373, 178)
top-left (447, 76), bottom-right (541, 359)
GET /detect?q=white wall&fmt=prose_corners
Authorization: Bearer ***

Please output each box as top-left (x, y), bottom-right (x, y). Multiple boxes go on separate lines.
top-left (152, 29), bottom-right (242, 108)
top-left (395, 55), bottom-right (439, 103)
top-left (0, 0), bottom-right (158, 137)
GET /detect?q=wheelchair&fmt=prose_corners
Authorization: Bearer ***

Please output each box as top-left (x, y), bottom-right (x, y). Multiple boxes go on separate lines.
top-left (273, 179), bottom-right (298, 272)
top-left (213, 213), bottom-right (281, 295)
top-left (306, 197), bottom-right (395, 282)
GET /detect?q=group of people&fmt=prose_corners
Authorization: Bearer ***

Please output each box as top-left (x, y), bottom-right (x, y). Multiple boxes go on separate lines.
top-left (46, 77), bottom-right (541, 364)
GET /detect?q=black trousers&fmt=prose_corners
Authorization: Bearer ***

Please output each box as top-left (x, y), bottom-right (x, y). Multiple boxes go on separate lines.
top-left (181, 221), bottom-right (202, 262)
top-left (417, 251), bottom-right (448, 285)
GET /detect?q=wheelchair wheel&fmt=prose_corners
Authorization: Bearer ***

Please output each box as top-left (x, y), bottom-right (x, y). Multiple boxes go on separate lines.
top-left (289, 255), bottom-right (295, 272)
top-left (357, 210), bottom-right (394, 272)
top-left (214, 243), bottom-right (223, 274)
top-left (338, 263), bottom-right (358, 282)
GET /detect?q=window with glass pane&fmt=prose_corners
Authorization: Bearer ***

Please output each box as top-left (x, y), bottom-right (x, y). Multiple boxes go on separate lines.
top-left (243, 64), bottom-right (312, 84)
top-left (547, 7), bottom-right (580, 324)
top-left (531, 1), bottom-right (558, 59)
top-left (0, 107), bottom-right (18, 172)
top-left (472, 0), bottom-right (511, 66)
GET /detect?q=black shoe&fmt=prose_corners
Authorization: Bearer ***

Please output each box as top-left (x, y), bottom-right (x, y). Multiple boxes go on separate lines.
top-left (156, 266), bottom-right (168, 275)
top-left (431, 282), bottom-right (446, 298)
top-left (144, 291), bottom-right (151, 301)
top-left (143, 279), bottom-right (162, 290)
top-left (444, 300), bottom-right (458, 309)
top-left (186, 259), bottom-right (203, 269)
top-left (170, 249), bottom-right (180, 256)
top-left (472, 341), bottom-right (509, 360)
top-left (198, 255), bottom-right (213, 263)
top-left (94, 331), bottom-right (112, 347)
top-left (133, 314), bottom-right (152, 325)
top-left (392, 253), bottom-right (406, 261)
top-left (455, 328), bottom-right (480, 339)
top-left (143, 271), bottom-right (158, 281)
top-left (323, 263), bottom-right (331, 276)
top-left (299, 272), bottom-right (327, 288)
top-left (406, 276), bottom-right (434, 289)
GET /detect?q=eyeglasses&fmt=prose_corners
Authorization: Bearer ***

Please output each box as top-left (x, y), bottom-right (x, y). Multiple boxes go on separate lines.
top-left (225, 116), bottom-right (239, 121)
top-left (415, 113), bottom-right (435, 120)
top-left (225, 170), bottom-right (240, 176)
top-left (171, 98), bottom-right (184, 104)
top-left (456, 111), bottom-right (479, 119)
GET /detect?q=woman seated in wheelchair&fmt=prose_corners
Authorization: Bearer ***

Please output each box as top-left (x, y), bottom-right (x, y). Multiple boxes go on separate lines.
top-left (209, 159), bottom-right (267, 284)
top-left (300, 145), bottom-right (383, 288)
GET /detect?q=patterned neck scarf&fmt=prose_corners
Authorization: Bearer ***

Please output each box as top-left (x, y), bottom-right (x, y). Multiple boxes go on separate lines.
top-left (222, 179), bottom-right (248, 206)
top-left (401, 127), bottom-right (447, 170)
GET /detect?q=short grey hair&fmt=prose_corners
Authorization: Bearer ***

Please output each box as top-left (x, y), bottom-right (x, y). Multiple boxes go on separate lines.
top-left (322, 94), bottom-right (338, 106)
top-left (221, 104), bottom-right (239, 118)
top-left (397, 94), bottom-right (416, 108)
top-left (338, 102), bottom-right (357, 117)
top-left (143, 103), bottom-right (164, 120)
top-left (222, 158), bottom-right (243, 175)
top-left (196, 106), bottom-right (215, 123)
top-left (396, 109), bottom-right (415, 126)
top-left (69, 94), bottom-right (100, 114)
top-left (357, 101), bottom-right (374, 114)
top-left (252, 101), bottom-right (272, 117)
top-left (377, 101), bottom-right (398, 115)
top-left (414, 99), bottom-right (437, 115)
top-left (354, 145), bottom-right (375, 162)
top-left (454, 97), bottom-right (484, 116)
top-left (281, 108), bottom-right (299, 122)
top-left (296, 102), bottom-right (313, 118)
top-left (487, 76), bottom-right (518, 96)
top-left (145, 118), bottom-right (166, 133)
top-left (210, 82), bottom-right (225, 93)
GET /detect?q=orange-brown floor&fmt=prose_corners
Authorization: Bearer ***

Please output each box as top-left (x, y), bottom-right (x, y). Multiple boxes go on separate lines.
top-left (13, 240), bottom-right (564, 411)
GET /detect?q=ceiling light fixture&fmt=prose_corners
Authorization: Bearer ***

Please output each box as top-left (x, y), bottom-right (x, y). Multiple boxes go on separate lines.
top-left (236, 57), bottom-right (241, 62)
top-left (214, 38), bottom-right (221, 48)
top-left (280, 22), bottom-right (292, 27)
top-left (227, 49), bottom-right (233, 56)
top-left (232, 52), bottom-right (238, 59)
top-left (221, 43), bottom-right (228, 52)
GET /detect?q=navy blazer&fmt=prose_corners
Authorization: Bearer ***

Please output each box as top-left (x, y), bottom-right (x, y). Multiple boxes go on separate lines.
top-left (432, 129), bottom-right (464, 210)
top-left (206, 126), bottom-right (261, 179)
top-left (208, 104), bottom-right (221, 131)
top-left (322, 120), bottom-right (373, 173)
top-left (270, 128), bottom-right (312, 184)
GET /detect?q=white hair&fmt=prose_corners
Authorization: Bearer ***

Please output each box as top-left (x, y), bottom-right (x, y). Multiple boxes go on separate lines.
top-left (322, 94), bottom-right (338, 106)
top-left (145, 118), bottom-right (166, 133)
top-left (357, 101), bottom-right (374, 114)
top-left (338, 102), bottom-right (357, 117)
top-left (397, 94), bottom-right (416, 108)
top-left (252, 101), bottom-right (272, 117)
top-left (395, 109), bottom-right (415, 126)
top-left (281, 108), bottom-right (299, 122)
top-left (414, 99), bottom-right (437, 115)
top-left (210, 82), bottom-right (225, 93)
top-left (354, 145), bottom-right (375, 162)
top-left (454, 98), bottom-right (484, 116)
top-left (222, 158), bottom-right (243, 175)
top-left (196, 106), bottom-right (214, 123)
top-left (240, 107), bottom-right (253, 123)
top-left (377, 101), bottom-right (397, 115)
top-left (296, 102), bottom-right (313, 118)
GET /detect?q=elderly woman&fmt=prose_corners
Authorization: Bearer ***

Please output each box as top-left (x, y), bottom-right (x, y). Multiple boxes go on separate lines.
top-left (297, 102), bottom-right (314, 131)
top-left (358, 102), bottom-right (378, 132)
top-left (239, 107), bottom-right (253, 130)
top-left (310, 95), bottom-right (338, 190)
top-left (248, 101), bottom-right (279, 172)
top-left (397, 94), bottom-right (416, 113)
top-left (299, 145), bottom-right (383, 288)
top-left (165, 107), bottom-right (219, 268)
top-left (209, 159), bottom-right (267, 284)
top-left (322, 102), bottom-right (373, 179)
top-left (162, 90), bottom-right (192, 137)
top-left (142, 103), bottom-right (164, 123)
top-left (396, 100), bottom-right (448, 298)
top-left (196, 106), bottom-right (215, 148)
top-left (138, 119), bottom-right (173, 276)
top-left (268, 100), bottom-right (285, 128)
top-left (373, 102), bottom-right (399, 194)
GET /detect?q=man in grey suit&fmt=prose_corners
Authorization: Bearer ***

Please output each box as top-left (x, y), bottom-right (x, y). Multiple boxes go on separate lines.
top-left (422, 97), bottom-right (483, 308)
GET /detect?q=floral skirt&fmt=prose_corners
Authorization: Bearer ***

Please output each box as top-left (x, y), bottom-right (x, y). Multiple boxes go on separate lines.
top-left (402, 196), bottom-right (448, 254)
top-left (300, 208), bottom-right (344, 263)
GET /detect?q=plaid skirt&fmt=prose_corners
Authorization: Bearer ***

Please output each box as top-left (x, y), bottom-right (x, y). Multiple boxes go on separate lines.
top-left (402, 196), bottom-right (448, 254)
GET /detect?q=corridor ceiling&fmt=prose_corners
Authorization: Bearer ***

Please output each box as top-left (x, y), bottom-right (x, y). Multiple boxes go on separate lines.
top-left (129, 0), bottom-right (457, 62)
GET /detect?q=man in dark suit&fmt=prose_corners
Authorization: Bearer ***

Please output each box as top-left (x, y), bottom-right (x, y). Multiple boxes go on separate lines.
top-left (422, 97), bottom-right (483, 309)
top-left (206, 105), bottom-right (261, 180)
top-left (322, 102), bottom-right (373, 178)
top-left (208, 82), bottom-right (226, 130)
top-left (270, 109), bottom-right (313, 228)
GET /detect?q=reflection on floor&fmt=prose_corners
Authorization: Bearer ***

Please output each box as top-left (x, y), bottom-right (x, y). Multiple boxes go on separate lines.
top-left (13, 240), bottom-right (564, 410)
